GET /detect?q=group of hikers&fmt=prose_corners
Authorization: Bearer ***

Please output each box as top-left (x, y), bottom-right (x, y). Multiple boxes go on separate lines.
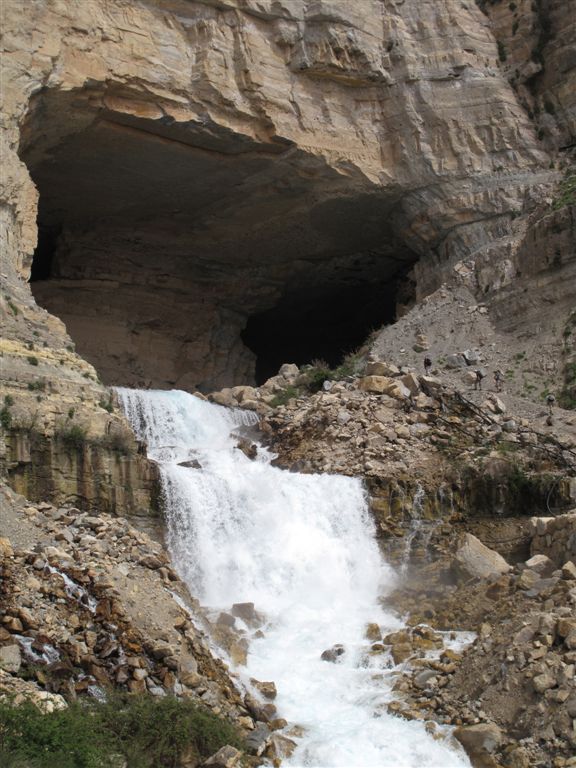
top-left (422, 356), bottom-right (556, 415)
top-left (424, 356), bottom-right (504, 393)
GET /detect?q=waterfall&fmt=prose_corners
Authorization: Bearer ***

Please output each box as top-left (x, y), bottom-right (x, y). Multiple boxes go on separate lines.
top-left (118, 389), bottom-right (470, 768)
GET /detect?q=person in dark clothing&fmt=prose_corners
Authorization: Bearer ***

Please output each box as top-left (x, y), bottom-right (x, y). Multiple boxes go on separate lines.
top-left (494, 369), bottom-right (503, 392)
top-left (424, 356), bottom-right (432, 375)
top-left (546, 393), bottom-right (556, 416)
top-left (474, 369), bottom-right (485, 391)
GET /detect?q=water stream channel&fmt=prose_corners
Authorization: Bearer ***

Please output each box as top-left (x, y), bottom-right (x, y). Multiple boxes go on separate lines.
top-left (118, 388), bottom-right (470, 768)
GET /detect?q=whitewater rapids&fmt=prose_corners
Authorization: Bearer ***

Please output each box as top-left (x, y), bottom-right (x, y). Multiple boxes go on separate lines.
top-left (118, 388), bottom-right (470, 768)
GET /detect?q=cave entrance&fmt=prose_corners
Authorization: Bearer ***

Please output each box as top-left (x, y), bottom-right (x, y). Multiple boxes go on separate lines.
top-left (243, 268), bottom-right (412, 384)
top-left (21, 88), bottom-right (419, 392)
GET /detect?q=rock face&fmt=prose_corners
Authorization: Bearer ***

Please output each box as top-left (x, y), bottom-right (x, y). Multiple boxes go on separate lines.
top-left (1, 0), bottom-right (573, 395)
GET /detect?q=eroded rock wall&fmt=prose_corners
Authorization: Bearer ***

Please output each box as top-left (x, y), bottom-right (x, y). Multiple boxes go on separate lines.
top-left (1, 0), bottom-right (574, 508)
top-left (2, 0), bottom-right (567, 387)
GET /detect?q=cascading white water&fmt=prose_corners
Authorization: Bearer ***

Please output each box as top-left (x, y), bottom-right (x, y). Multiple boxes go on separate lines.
top-left (118, 389), bottom-right (470, 768)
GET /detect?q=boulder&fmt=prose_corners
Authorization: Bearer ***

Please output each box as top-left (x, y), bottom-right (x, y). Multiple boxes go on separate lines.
top-left (562, 561), bottom-right (576, 580)
top-left (202, 745), bottom-right (242, 768)
top-left (0, 537), bottom-right (14, 558)
top-left (231, 602), bottom-right (257, 623)
top-left (365, 623), bottom-right (381, 642)
top-left (454, 723), bottom-right (503, 759)
top-left (400, 372), bottom-right (420, 395)
top-left (463, 349), bottom-right (480, 365)
top-left (524, 554), bottom-right (556, 577)
top-left (517, 568), bottom-right (539, 590)
top-left (265, 733), bottom-right (297, 761)
top-left (244, 722), bottom-right (271, 756)
top-left (454, 534), bottom-right (511, 581)
top-left (209, 390), bottom-right (236, 407)
top-left (487, 394), bottom-right (506, 414)
top-left (278, 363), bottom-right (299, 382)
top-left (321, 644), bottom-right (345, 662)
top-left (365, 361), bottom-right (400, 377)
top-left (358, 376), bottom-right (410, 399)
top-left (0, 644), bottom-right (22, 673)
top-left (446, 354), bottom-right (467, 369)
top-left (250, 679), bottom-right (277, 700)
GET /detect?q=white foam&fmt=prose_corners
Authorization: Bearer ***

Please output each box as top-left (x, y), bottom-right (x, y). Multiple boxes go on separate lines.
top-left (117, 388), bottom-right (471, 768)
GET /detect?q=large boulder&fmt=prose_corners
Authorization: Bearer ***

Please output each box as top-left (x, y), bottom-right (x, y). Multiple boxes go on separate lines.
top-left (358, 376), bottom-right (410, 399)
top-left (365, 361), bottom-right (400, 377)
top-left (454, 534), bottom-right (512, 581)
top-left (454, 723), bottom-right (503, 763)
top-left (202, 746), bottom-right (242, 768)
top-left (0, 645), bottom-right (22, 673)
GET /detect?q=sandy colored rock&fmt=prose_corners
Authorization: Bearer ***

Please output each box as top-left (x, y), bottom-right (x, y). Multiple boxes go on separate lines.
top-left (454, 534), bottom-right (512, 581)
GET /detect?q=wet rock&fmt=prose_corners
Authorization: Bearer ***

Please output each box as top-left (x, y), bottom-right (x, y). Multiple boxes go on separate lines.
top-left (245, 722), bottom-right (271, 756)
top-left (178, 459), bottom-right (202, 469)
top-left (454, 723), bottom-right (502, 760)
top-left (231, 602), bottom-right (263, 627)
top-left (365, 623), bottom-right (382, 642)
top-left (321, 644), bottom-right (345, 662)
top-left (217, 612), bottom-right (236, 628)
top-left (250, 679), bottom-right (277, 701)
top-left (236, 439), bottom-right (257, 460)
top-left (265, 733), bottom-right (297, 761)
top-left (454, 533), bottom-right (512, 581)
top-left (414, 669), bottom-right (437, 689)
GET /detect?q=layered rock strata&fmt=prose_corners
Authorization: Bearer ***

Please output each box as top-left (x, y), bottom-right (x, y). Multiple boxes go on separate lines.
top-left (2, 0), bottom-right (571, 396)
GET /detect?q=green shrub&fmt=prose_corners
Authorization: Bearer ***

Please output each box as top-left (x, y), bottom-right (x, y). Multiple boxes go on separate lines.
top-left (0, 695), bottom-right (243, 768)
top-left (553, 171), bottom-right (576, 211)
top-left (0, 700), bottom-right (109, 768)
top-left (98, 398), bottom-right (114, 414)
top-left (497, 40), bottom-right (507, 62)
top-left (0, 406), bottom-right (12, 430)
top-left (269, 385), bottom-right (299, 408)
top-left (56, 423), bottom-right (88, 450)
top-left (27, 380), bottom-right (46, 392)
top-left (4, 395), bottom-right (15, 407)
top-left (27, 356), bottom-right (39, 366)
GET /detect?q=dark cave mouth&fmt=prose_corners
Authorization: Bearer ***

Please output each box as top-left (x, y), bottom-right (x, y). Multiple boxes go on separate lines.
top-left (242, 274), bottom-right (412, 384)
top-left (23, 88), bottom-right (419, 390)
top-left (29, 217), bottom-right (415, 387)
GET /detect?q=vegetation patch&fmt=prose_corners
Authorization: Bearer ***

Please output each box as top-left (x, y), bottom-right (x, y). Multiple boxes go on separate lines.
top-left (55, 423), bottom-right (89, 450)
top-left (0, 694), bottom-right (243, 768)
top-left (552, 170), bottom-right (576, 211)
top-left (268, 384), bottom-right (299, 408)
top-left (1, 395), bottom-right (15, 429)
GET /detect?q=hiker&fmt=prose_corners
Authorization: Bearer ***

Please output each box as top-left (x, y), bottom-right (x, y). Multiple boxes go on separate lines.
top-left (424, 356), bottom-right (432, 375)
top-left (474, 369), bottom-right (485, 391)
top-left (494, 369), bottom-right (503, 392)
top-left (546, 393), bottom-right (556, 416)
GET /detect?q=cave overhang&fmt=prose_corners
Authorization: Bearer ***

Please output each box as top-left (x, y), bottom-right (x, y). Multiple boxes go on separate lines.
top-left (21, 87), bottom-right (419, 389)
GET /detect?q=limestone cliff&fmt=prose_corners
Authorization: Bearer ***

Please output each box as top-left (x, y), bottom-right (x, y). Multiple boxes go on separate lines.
top-left (0, 0), bottom-right (574, 509)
